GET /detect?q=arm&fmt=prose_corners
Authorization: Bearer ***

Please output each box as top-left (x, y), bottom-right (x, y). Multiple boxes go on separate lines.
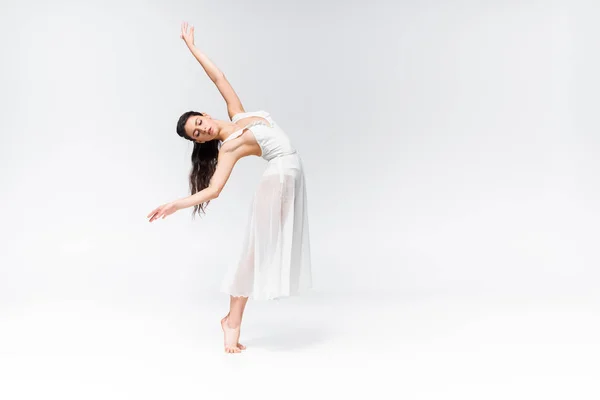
top-left (181, 22), bottom-right (245, 120)
top-left (175, 146), bottom-right (240, 210)
top-left (147, 132), bottom-right (251, 222)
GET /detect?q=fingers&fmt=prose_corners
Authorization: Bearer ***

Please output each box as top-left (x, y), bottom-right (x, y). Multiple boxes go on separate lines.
top-left (148, 209), bottom-right (171, 222)
top-left (147, 206), bottom-right (163, 222)
top-left (147, 207), bottom-right (159, 219)
top-left (180, 21), bottom-right (193, 38)
top-left (148, 203), bottom-right (177, 222)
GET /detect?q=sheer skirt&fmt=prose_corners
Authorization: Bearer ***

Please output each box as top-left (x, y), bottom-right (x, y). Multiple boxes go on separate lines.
top-left (220, 153), bottom-right (312, 300)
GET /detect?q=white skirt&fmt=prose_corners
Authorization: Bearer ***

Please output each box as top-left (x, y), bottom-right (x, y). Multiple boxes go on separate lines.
top-left (220, 152), bottom-right (312, 300)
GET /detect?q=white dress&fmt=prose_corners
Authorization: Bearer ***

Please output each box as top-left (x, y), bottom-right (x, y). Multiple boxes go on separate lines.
top-left (219, 110), bottom-right (312, 300)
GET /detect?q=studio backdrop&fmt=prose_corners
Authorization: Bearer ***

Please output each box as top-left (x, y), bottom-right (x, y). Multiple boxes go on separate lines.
top-left (0, 0), bottom-right (596, 310)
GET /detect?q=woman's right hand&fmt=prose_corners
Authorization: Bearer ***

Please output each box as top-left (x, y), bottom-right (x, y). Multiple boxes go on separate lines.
top-left (180, 21), bottom-right (195, 48)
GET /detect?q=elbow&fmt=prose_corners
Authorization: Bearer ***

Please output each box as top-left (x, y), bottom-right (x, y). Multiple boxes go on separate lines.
top-left (210, 187), bottom-right (222, 199)
top-left (212, 72), bottom-right (225, 83)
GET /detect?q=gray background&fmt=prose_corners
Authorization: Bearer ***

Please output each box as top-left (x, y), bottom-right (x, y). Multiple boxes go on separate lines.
top-left (1, 0), bottom-right (595, 306)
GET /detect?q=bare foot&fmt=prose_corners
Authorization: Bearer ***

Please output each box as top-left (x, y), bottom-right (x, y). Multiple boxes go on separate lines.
top-left (220, 314), bottom-right (246, 350)
top-left (220, 315), bottom-right (245, 352)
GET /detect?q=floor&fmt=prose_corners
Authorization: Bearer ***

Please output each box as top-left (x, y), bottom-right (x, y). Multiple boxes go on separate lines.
top-left (1, 291), bottom-right (598, 399)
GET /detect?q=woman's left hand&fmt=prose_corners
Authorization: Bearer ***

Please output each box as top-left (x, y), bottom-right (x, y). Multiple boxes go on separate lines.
top-left (180, 21), bottom-right (195, 48)
top-left (147, 201), bottom-right (181, 222)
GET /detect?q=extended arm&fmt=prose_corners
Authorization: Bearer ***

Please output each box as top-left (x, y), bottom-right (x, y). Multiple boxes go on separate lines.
top-left (175, 146), bottom-right (240, 210)
top-left (181, 22), bottom-right (245, 120)
top-left (147, 143), bottom-right (245, 221)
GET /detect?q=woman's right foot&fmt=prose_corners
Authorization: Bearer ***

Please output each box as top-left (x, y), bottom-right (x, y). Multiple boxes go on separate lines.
top-left (220, 315), bottom-right (245, 352)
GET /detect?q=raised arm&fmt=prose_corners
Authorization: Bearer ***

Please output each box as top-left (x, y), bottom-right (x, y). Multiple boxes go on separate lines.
top-left (180, 22), bottom-right (245, 120)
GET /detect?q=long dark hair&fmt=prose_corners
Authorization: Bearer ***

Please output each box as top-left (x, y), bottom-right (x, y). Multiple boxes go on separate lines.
top-left (176, 111), bottom-right (220, 218)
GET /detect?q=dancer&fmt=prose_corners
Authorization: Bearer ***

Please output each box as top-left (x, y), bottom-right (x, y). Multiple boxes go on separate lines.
top-left (147, 22), bottom-right (312, 353)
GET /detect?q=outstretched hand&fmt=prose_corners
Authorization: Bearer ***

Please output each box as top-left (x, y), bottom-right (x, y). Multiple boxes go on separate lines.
top-left (180, 21), bottom-right (195, 47)
top-left (147, 201), bottom-right (180, 222)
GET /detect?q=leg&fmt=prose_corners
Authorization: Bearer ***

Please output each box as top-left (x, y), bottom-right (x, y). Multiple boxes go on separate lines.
top-left (250, 173), bottom-right (295, 297)
top-left (220, 207), bottom-right (256, 352)
top-left (221, 295), bottom-right (249, 353)
top-left (229, 294), bottom-right (250, 324)
top-left (219, 172), bottom-right (293, 353)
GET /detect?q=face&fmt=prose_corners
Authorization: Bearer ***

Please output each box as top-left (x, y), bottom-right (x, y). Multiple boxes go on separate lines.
top-left (184, 114), bottom-right (219, 143)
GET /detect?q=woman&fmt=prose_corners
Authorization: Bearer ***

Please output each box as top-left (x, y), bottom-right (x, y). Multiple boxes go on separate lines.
top-left (147, 22), bottom-right (312, 353)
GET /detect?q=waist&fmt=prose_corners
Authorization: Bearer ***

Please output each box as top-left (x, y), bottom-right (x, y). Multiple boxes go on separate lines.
top-left (266, 149), bottom-right (298, 161)
top-left (265, 151), bottom-right (302, 183)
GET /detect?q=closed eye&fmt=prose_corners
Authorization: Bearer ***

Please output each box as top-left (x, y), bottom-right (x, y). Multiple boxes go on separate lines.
top-left (196, 117), bottom-right (202, 126)
top-left (193, 117), bottom-right (203, 136)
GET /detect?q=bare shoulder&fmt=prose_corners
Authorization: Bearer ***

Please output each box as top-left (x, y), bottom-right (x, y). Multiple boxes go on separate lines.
top-left (219, 130), bottom-right (261, 158)
top-left (233, 115), bottom-right (272, 128)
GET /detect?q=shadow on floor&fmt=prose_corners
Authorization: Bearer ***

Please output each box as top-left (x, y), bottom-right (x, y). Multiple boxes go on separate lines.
top-left (241, 326), bottom-right (329, 351)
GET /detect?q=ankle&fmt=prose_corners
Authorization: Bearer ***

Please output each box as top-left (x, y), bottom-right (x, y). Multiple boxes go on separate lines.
top-left (226, 318), bottom-right (241, 329)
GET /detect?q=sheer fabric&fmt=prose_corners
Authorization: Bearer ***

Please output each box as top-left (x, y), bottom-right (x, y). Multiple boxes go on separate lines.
top-left (219, 111), bottom-right (312, 300)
